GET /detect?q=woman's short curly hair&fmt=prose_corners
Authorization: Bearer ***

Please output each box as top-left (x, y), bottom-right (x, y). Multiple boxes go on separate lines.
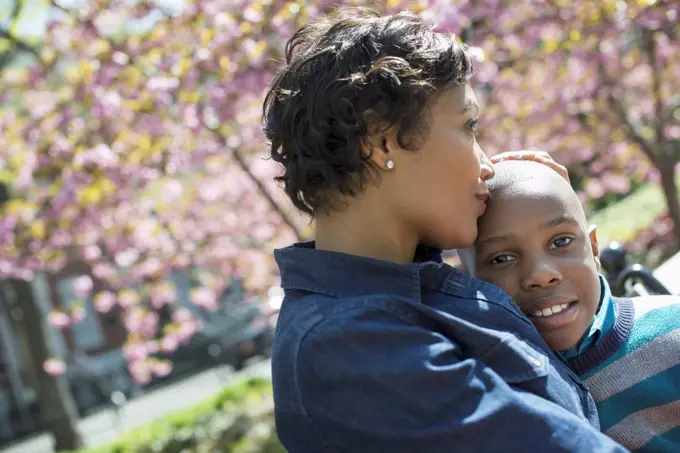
top-left (263, 8), bottom-right (474, 216)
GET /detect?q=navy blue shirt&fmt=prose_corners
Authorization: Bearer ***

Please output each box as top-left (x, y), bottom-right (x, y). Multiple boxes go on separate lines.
top-left (272, 242), bottom-right (629, 453)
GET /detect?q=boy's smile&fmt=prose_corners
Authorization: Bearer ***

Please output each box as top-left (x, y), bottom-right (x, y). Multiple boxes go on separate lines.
top-left (525, 295), bottom-right (578, 323)
top-left (460, 161), bottom-right (602, 351)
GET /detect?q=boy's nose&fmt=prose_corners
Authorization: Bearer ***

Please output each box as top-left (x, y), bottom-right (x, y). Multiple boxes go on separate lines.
top-left (522, 261), bottom-right (563, 291)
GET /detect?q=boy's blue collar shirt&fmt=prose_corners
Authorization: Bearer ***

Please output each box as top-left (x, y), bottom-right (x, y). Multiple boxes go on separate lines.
top-left (560, 275), bottom-right (618, 360)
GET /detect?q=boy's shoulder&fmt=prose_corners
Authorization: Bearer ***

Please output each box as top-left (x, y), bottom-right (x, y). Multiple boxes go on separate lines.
top-left (628, 294), bottom-right (680, 321)
top-left (617, 295), bottom-right (680, 351)
top-left (579, 295), bottom-right (680, 381)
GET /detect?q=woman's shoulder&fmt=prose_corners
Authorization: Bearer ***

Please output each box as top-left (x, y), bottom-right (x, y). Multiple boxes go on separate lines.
top-left (278, 291), bottom-right (427, 337)
top-left (271, 292), bottom-right (433, 387)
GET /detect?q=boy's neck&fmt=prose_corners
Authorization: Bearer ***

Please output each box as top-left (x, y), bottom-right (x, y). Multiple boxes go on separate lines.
top-left (574, 278), bottom-right (605, 349)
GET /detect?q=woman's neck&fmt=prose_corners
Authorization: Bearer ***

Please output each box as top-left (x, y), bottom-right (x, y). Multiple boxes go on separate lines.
top-left (314, 205), bottom-right (417, 264)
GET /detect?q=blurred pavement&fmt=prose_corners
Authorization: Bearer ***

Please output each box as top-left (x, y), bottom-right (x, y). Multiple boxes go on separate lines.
top-left (654, 251), bottom-right (680, 295)
top-left (0, 360), bottom-right (272, 453)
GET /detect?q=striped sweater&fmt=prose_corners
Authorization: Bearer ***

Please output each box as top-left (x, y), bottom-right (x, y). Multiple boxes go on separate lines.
top-left (567, 294), bottom-right (680, 452)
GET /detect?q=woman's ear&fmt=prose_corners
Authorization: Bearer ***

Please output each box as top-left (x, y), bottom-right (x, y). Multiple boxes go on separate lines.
top-left (362, 110), bottom-right (396, 172)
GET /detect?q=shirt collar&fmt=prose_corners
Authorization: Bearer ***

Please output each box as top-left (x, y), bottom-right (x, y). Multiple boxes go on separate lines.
top-left (274, 241), bottom-right (449, 302)
top-left (560, 274), bottom-right (617, 359)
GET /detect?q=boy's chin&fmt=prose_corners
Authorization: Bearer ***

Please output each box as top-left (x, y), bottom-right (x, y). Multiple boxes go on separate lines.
top-left (542, 329), bottom-right (585, 352)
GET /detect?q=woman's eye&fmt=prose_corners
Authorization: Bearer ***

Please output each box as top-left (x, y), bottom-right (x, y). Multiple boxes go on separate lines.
top-left (465, 119), bottom-right (479, 135)
top-left (490, 254), bottom-right (515, 265)
top-left (549, 237), bottom-right (573, 250)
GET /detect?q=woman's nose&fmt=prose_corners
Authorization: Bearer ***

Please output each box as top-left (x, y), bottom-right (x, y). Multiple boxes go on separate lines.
top-left (478, 147), bottom-right (495, 181)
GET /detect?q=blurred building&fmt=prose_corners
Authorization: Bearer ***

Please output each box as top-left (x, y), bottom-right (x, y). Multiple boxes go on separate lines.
top-left (0, 264), bottom-right (133, 444)
top-left (0, 263), bottom-right (276, 446)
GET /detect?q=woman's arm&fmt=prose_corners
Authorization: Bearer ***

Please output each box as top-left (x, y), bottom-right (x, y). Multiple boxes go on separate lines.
top-left (295, 307), bottom-right (629, 453)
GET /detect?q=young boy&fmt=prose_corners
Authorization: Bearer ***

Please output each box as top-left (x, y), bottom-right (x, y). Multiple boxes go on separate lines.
top-left (459, 160), bottom-right (680, 453)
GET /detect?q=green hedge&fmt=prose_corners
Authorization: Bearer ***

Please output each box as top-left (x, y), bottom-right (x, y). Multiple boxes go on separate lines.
top-left (66, 377), bottom-right (286, 453)
top-left (590, 176), bottom-right (680, 245)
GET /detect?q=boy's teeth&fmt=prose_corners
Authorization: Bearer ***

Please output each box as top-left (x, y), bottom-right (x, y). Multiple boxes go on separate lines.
top-left (531, 303), bottom-right (570, 318)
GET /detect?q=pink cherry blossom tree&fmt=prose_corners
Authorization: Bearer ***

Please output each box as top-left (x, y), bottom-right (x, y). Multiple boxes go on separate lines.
top-left (0, 0), bottom-right (317, 448)
top-left (2, 0), bottom-right (310, 379)
top-left (426, 0), bottom-right (680, 248)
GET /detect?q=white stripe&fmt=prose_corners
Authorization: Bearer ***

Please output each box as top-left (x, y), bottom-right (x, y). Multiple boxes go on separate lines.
top-left (584, 328), bottom-right (680, 402)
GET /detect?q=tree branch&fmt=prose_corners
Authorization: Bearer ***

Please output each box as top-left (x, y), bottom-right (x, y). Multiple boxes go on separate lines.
top-left (0, 29), bottom-right (39, 59)
top-left (644, 30), bottom-right (666, 153)
top-left (592, 3), bottom-right (660, 162)
top-left (229, 144), bottom-right (304, 241)
top-left (0, 0), bottom-right (39, 59)
top-left (661, 94), bottom-right (680, 126)
top-left (9, 0), bottom-right (21, 20)
top-left (607, 92), bottom-right (656, 161)
top-left (596, 56), bottom-right (656, 161)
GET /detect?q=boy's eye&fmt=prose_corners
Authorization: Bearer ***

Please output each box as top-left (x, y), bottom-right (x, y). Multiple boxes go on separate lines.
top-left (549, 236), bottom-right (573, 250)
top-left (489, 254), bottom-right (516, 265)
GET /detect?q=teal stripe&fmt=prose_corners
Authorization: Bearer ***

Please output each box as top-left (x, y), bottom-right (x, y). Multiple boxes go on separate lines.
top-left (575, 299), bottom-right (680, 452)
top-left (624, 304), bottom-right (680, 352)
top-left (597, 360), bottom-right (680, 431)
top-left (581, 305), bottom-right (680, 381)
top-left (638, 424), bottom-right (680, 452)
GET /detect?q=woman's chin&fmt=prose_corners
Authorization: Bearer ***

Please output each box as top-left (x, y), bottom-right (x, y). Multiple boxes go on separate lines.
top-left (444, 227), bottom-right (478, 251)
top-left (421, 220), bottom-right (478, 252)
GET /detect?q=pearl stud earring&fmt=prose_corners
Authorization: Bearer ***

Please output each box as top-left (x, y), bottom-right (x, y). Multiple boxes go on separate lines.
top-left (385, 160), bottom-right (395, 170)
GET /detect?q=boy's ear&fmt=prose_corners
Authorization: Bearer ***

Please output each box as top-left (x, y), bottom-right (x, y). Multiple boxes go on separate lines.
top-left (588, 224), bottom-right (601, 270)
top-left (587, 224), bottom-right (599, 256)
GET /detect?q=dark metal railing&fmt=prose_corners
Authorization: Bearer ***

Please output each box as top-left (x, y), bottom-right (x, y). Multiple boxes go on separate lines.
top-left (600, 243), bottom-right (673, 297)
top-left (613, 264), bottom-right (672, 297)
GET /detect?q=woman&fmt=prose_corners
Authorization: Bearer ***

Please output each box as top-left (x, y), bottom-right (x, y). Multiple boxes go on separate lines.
top-left (263, 8), bottom-right (629, 453)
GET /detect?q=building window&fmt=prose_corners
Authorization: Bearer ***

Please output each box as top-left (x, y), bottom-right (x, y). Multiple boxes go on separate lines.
top-left (56, 279), bottom-right (104, 351)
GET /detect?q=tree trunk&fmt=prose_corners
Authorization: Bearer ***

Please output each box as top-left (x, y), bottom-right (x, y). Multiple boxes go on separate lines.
top-left (7, 279), bottom-right (84, 451)
top-left (658, 162), bottom-right (680, 252)
top-left (0, 183), bottom-right (82, 451)
top-left (230, 147), bottom-right (304, 241)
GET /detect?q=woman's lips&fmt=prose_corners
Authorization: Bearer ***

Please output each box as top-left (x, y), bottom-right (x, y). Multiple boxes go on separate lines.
top-left (475, 193), bottom-right (489, 215)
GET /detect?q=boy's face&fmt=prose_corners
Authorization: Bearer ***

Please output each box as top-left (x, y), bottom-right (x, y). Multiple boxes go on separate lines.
top-left (464, 174), bottom-right (601, 351)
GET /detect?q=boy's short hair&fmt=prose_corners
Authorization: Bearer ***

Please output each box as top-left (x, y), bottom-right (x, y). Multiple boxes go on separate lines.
top-left (263, 8), bottom-right (474, 216)
top-left (486, 160), bottom-right (553, 192)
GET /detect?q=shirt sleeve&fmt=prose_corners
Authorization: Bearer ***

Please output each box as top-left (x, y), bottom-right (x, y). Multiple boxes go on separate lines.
top-left (296, 307), bottom-right (630, 453)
